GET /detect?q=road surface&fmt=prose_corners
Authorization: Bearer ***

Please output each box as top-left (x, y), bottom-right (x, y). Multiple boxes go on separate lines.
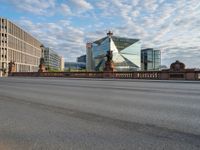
top-left (0, 77), bottom-right (200, 149)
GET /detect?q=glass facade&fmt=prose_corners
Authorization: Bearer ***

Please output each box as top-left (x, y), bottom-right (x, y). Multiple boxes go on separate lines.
top-left (77, 55), bottom-right (86, 63)
top-left (141, 48), bottom-right (161, 71)
top-left (44, 47), bottom-right (62, 70)
top-left (65, 62), bottom-right (86, 70)
top-left (86, 35), bottom-right (141, 71)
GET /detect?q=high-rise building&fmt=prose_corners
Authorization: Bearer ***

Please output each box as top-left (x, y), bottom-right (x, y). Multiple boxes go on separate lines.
top-left (86, 32), bottom-right (141, 71)
top-left (0, 17), bottom-right (42, 76)
top-left (86, 42), bottom-right (93, 71)
top-left (44, 47), bottom-right (62, 70)
top-left (141, 48), bottom-right (161, 71)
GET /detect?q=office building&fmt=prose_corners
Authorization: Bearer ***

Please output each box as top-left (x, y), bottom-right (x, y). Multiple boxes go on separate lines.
top-left (141, 48), bottom-right (161, 71)
top-left (60, 56), bottom-right (65, 71)
top-left (77, 55), bottom-right (86, 63)
top-left (44, 47), bottom-right (62, 70)
top-left (65, 62), bottom-right (86, 70)
top-left (86, 42), bottom-right (94, 71)
top-left (77, 54), bottom-right (86, 70)
top-left (0, 17), bottom-right (42, 76)
top-left (86, 32), bottom-right (141, 71)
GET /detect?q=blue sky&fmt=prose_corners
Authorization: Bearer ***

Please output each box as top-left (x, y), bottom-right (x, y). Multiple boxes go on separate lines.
top-left (0, 0), bottom-right (200, 67)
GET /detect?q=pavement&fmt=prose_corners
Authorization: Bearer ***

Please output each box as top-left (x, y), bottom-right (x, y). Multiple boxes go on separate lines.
top-left (0, 77), bottom-right (200, 150)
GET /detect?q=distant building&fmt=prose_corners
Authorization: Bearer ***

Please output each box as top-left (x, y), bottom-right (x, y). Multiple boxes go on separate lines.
top-left (60, 57), bottom-right (65, 71)
top-left (77, 55), bottom-right (86, 63)
top-left (0, 17), bottom-right (42, 76)
top-left (86, 31), bottom-right (141, 71)
top-left (141, 48), bottom-right (161, 71)
top-left (44, 47), bottom-right (62, 70)
top-left (86, 42), bottom-right (94, 71)
top-left (65, 62), bottom-right (86, 70)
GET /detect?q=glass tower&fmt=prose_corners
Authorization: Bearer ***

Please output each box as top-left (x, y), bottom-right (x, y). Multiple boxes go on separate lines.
top-left (141, 48), bottom-right (161, 71)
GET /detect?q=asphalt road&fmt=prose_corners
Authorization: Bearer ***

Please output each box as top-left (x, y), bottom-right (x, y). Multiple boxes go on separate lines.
top-left (0, 77), bottom-right (200, 150)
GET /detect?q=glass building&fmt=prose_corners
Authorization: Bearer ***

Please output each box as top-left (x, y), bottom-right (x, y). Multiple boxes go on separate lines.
top-left (141, 48), bottom-right (161, 71)
top-left (65, 62), bottom-right (86, 70)
top-left (86, 32), bottom-right (141, 71)
top-left (44, 47), bottom-right (62, 70)
top-left (77, 55), bottom-right (86, 63)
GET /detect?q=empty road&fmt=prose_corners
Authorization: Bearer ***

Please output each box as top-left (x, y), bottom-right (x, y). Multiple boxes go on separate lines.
top-left (0, 77), bottom-right (200, 150)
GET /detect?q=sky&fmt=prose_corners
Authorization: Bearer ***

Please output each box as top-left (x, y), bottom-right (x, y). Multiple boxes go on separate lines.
top-left (0, 0), bottom-right (200, 68)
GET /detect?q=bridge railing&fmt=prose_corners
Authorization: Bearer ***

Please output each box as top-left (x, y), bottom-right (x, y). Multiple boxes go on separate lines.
top-left (9, 71), bottom-right (200, 80)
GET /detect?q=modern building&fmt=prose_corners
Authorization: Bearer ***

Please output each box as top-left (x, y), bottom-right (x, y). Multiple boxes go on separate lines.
top-left (43, 47), bottom-right (62, 70)
top-left (141, 48), bottom-right (161, 71)
top-left (77, 54), bottom-right (86, 70)
top-left (65, 62), bottom-right (86, 71)
top-left (60, 56), bottom-right (65, 71)
top-left (0, 17), bottom-right (42, 76)
top-left (86, 31), bottom-right (141, 71)
top-left (77, 55), bottom-right (86, 63)
top-left (86, 42), bottom-right (94, 71)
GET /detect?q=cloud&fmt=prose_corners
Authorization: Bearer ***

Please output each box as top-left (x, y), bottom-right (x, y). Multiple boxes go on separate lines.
top-left (60, 3), bottom-right (72, 15)
top-left (95, 0), bottom-right (200, 67)
top-left (17, 19), bottom-right (86, 61)
top-left (70, 0), bottom-right (93, 12)
top-left (143, 0), bottom-right (159, 13)
top-left (131, 10), bottom-right (140, 17)
top-left (3, 0), bottom-right (200, 67)
top-left (132, 0), bottom-right (140, 6)
top-left (95, 1), bottom-right (109, 9)
top-left (2, 0), bottom-right (94, 16)
top-left (3, 0), bottom-right (56, 16)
